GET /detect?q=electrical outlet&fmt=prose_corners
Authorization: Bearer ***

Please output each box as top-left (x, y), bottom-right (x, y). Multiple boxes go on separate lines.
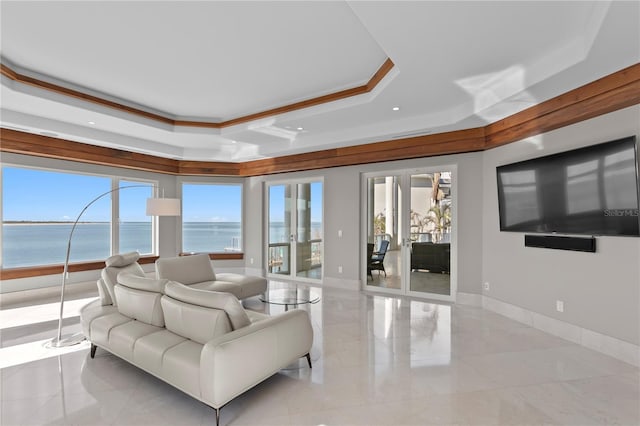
top-left (338, 265), bottom-right (343, 274)
top-left (483, 282), bottom-right (490, 291)
top-left (338, 229), bottom-right (343, 238)
top-left (556, 300), bottom-right (564, 313)
top-left (250, 258), bottom-right (254, 265)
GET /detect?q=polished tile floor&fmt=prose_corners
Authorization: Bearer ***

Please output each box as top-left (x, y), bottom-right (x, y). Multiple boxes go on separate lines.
top-left (1, 283), bottom-right (639, 425)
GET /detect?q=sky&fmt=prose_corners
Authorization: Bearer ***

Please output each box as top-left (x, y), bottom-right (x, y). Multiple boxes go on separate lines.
top-left (182, 183), bottom-right (242, 222)
top-left (3, 167), bottom-right (114, 221)
top-left (2, 168), bottom-right (224, 222)
top-left (3, 167), bottom-right (323, 223)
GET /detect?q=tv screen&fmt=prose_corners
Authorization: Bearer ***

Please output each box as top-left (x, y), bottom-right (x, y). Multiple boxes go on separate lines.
top-left (497, 136), bottom-right (640, 236)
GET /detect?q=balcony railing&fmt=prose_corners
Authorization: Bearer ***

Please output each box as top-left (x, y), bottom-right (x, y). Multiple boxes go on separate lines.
top-left (268, 239), bottom-right (322, 275)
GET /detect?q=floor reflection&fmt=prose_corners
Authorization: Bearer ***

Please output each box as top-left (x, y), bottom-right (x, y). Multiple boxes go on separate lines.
top-left (1, 282), bottom-right (638, 425)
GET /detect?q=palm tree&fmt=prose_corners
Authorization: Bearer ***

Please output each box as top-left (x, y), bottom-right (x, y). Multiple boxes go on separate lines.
top-left (373, 212), bottom-right (386, 235)
top-left (425, 204), bottom-right (451, 242)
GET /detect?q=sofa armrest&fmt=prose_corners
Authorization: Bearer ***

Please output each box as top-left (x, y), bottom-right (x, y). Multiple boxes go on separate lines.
top-left (199, 309), bottom-right (313, 408)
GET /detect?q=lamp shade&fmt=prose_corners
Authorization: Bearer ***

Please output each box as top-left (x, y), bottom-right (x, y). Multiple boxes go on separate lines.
top-left (146, 198), bottom-right (181, 216)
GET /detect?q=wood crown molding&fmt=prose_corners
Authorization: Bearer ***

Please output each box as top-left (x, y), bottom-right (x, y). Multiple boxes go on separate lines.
top-left (1, 58), bottom-right (394, 129)
top-left (2, 63), bottom-right (638, 177)
top-left (0, 128), bottom-right (181, 175)
top-left (1, 64), bottom-right (175, 126)
top-left (485, 62), bottom-right (640, 148)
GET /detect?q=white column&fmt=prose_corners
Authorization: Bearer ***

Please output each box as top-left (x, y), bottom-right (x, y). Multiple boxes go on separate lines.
top-left (385, 177), bottom-right (395, 248)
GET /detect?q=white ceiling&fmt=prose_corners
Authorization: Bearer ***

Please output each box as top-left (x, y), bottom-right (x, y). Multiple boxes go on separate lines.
top-left (1, 1), bottom-right (638, 162)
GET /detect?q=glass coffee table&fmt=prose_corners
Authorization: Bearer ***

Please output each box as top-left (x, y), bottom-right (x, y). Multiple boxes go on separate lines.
top-left (260, 287), bottom-right (320, 311)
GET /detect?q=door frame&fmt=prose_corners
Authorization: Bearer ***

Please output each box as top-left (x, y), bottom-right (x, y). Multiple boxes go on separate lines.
top-left (264, 177), bottom-right (324, 284)
top-left (360, 165), bottom-right (457, 302)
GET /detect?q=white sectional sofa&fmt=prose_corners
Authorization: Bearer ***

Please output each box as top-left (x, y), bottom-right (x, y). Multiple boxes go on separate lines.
top-left (155, 253), bottom-right (267, 300)
top-left (80, 253), bottom-right (313, 425)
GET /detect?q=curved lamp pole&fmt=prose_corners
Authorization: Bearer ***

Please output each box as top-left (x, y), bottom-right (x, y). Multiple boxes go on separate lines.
top-left (48, 185), bottom-right (180, 348)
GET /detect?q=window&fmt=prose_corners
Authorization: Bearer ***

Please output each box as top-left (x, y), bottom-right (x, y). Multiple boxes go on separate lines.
top-left (1, 167), bottom-right (158, 269)
top-left (118, 180), bottom-right (153, 255)
top-left (182, 183), bottom-right (242, 253)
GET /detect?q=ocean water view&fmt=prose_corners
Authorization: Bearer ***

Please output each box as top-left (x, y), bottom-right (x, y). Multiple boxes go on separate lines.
top-left (2, 221), bottom-right (322, 268)
top-left (2, 222), bottom-right (240, 268)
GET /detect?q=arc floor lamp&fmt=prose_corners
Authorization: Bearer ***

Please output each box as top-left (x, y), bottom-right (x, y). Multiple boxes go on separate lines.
top-left (48, 185), bottom-right (180, 348)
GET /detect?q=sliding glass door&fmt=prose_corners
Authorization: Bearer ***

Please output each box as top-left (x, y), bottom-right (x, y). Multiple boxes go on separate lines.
top-left (408, 172), bottom-right (453, 297)
top-left (364, 168), bottom-right (455, 301)
top-left (267, 180), bottom-right (323, 281)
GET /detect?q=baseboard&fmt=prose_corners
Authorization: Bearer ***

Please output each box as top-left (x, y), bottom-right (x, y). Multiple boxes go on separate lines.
top-left (481, 295), bottom-right (639, 367)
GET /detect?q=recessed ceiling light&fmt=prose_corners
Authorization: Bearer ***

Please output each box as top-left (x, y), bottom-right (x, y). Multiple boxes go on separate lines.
top-left (231, 140), bottom-right (237, 144)
top-left (88, 121), bottom-right (96, 125)
top-left (297, 127), bottom-right (304, 131)
top-left (392, 106), bottom-right (400, 111)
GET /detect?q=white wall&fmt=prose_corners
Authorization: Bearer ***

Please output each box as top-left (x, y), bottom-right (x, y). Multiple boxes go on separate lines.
top-left (481, 105), bottom-right (640, 345)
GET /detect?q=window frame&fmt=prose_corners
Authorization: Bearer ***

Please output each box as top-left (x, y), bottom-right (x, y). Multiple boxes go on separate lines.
top-left (1, 164), bottom-right (161, 271)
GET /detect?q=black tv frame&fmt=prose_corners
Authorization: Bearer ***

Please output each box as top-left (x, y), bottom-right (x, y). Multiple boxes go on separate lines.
top-left (496, 135), bottom-right (640, 237)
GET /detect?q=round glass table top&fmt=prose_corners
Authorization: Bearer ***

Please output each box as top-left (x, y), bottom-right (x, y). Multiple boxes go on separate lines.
top-left (260, 288), bottom-right (320, 306)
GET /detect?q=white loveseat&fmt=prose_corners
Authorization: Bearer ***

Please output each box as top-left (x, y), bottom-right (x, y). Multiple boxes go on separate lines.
top-left (156, 254), bottom-right (267, 300)
top-left (80, 256), bottom-right (313, 425)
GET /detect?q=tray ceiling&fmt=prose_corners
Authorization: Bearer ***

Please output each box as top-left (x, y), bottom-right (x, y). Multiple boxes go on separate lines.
top-left (1, 1), bottom-right (638, 162)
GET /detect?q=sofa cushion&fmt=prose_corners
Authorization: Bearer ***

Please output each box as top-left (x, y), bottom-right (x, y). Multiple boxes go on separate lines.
top-left (90, 312), bottom-right (132, 347)
top-left (190, 281), bottom-right (242, 299)
top-left (161, 340), bottom-right (203, 398)
top-left (155, 254), bottom-right (216, 284)
top-left (161, 296), bottom-right (233, 344)
top-left (96, 278), bottom-right (112, 306)
top-left (164, 281), bottom-right (251, 330)
top-left (216, 273), bottom-right (267, 299)
top-left (101, 255), bottom-right (145, 306)
top-left (118, 273), bottom-right (168, 293)
top-left (108, 320), bottom-right (163, 362)
top-left (114, 274), bottom-right (168, 327)
top-left (246, 310), bottom-right (269, 323)
top-left (106, 251), bottom-right (140, 267)
top-left (134, 330), bottom-right (187, 375)
top-left (80, 299), bottom-right (118, 339)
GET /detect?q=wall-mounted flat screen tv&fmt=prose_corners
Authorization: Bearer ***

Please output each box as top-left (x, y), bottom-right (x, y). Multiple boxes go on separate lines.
top-left (497, 136), bottom-right (640, 236)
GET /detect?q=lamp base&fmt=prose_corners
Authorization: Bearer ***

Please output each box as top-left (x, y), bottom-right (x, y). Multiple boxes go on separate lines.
top-left (46, 333), bottom-right (86, 348)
